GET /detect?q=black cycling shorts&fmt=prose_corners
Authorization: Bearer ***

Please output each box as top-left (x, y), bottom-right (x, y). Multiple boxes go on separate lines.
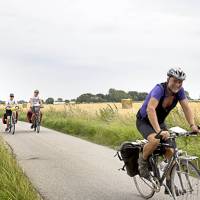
top-left (6, 109), bottom-right (12, 117)
top-left (136, 117), bottom-right (167, 139)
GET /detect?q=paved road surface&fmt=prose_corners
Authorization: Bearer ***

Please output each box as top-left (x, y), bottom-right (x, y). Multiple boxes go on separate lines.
top-left (0, 121), bottom-right (193, 200)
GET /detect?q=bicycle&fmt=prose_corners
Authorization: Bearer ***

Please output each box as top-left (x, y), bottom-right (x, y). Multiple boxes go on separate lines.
top-left (5, 106), bottom-right (19, 135)
top-left (32, 105), bottom-right (42, 133)
top-left (116, 126), bottom-right (200, 200)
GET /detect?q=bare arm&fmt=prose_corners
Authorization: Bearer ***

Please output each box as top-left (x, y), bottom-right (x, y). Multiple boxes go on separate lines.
top-left (146, 97), bottom-right (161, 133)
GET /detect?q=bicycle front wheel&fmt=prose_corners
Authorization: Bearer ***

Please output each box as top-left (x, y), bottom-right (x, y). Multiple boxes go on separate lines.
top-left (36, 120), bottom-right (40, 133)
top-left (171, 160), bottom-right (200, 200)
top-left (11, 117), bottom-right (15, 135)
top-left (133, 175), bottom-right (155, 199)
top-left (11, 123), bottom-right (15, 135)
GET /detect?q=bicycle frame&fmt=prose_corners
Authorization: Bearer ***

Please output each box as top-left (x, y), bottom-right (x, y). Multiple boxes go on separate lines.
top-left (148, 134), bottom-right (199, 195)
top-left (7, 112), bottom-right (16, 134)
top-left (32, 106), bottom-right (41, 133)
top-left (149, 137), bottom-right (177, 184)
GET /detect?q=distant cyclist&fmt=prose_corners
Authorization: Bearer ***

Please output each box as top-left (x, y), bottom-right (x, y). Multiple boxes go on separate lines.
top-left (27, 89), bottom-right (43, 129)
top-left (136, 67), bottom-right (199, 193)
top-left (4, 93), bottom-right (18, 131)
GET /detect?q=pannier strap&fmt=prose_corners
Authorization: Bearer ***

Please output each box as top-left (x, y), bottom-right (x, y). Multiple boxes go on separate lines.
top-left (114, 151), bottom-right (123, 161)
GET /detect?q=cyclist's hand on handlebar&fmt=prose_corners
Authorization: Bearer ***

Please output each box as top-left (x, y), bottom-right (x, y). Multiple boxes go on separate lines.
top-left (160, 131), bottom-right (170, 141)
top-left (191, 125), bottom-right (200, 134)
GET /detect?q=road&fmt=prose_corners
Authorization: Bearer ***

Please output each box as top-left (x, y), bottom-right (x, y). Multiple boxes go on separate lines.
top-left (0, 121), bottom-right (188, 200)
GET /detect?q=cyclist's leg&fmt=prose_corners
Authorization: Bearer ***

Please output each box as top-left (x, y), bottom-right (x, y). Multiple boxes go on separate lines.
top-left (31, 109), bottom-right (36, 123)
top-left (143, 134), bottom-right (160, 159)
top-left (136, 118), bottom-right (160, 178)
top-left (5, 110), bottom-right (11, 131)
top-left (159, 123), bottom-right (174, 161)
top-left (6, 114), bottom-right (9, 129)
top-left (136, 118), bottom-right (160, 160)
top-left (31, 113), bottom-right (35, 128)
top-left (12, 111), bottom-right (16, 121)
top-left (16, 111), bottom-right (18, 122)
top-left (31, 113), bottom-right (35, 121)
top-left (40, 111), bottom-right (42, 123)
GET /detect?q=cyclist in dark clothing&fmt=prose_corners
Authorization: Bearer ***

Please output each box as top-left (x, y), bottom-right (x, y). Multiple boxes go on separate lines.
top-left (136, 67), bottom-right (199, 193)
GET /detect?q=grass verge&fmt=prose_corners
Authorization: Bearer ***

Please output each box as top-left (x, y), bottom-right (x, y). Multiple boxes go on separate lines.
top-left (0, 138), bottom-right (41, 200)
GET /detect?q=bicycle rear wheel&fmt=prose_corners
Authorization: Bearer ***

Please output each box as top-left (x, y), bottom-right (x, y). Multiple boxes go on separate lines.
top-left (171, 160), bottom-right (200, 200)
top-left (133, 175), bottom-right (155, 199)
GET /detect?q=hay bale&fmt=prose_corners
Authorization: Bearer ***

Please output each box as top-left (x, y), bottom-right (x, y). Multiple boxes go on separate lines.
top-left (121, 99), bottom-right (133, 109)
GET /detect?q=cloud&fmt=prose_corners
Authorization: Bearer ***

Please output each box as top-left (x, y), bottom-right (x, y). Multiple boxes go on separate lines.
top-left (0, 0), bottom-right (200, 99)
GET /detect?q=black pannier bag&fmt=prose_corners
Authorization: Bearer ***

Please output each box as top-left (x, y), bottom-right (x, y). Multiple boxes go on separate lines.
top-left (117, 142), bottom-right (140, 177)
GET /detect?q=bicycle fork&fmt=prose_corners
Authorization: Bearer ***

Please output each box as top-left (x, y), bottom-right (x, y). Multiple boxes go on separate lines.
top-left (176, 163), bottom-right (187, 194)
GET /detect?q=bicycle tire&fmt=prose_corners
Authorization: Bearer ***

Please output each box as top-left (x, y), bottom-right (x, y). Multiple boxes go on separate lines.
top-left (133, 175), bottom-right (155, 199)
top-left (170, 160), bottom-right (200, 200)
top-left (11, 116), bottom-right (15, 135)
top-left (8, 116), bottom-right (12, 133)
top-left (36, 120), bottom-right (40, 133)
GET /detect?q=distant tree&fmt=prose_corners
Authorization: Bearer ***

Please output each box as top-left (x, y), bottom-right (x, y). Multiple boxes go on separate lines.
top-left (128, 91), bottom-right (138, 100)
top-left (0, 100), bottom-right (5, 104)
top-left (185, 90), bottom-right (192, 100)
top-left (76, 93), bottom-right (96, 103)
top-left (107, 88), bottom-right (130, 102)
top-left (96, 93), bottom-right (107, 102)
top-left (57, 98), bottom-right (63, 102)
top-left (128, 91), bottom-right (148, 101)
top-left (65, 99), bottom-right (70, 103)
top-left (18, 100), bottom-right (27, 104)
top-left (46, 97), bottom-right (54, 104)
top-left (41, 99), bottom-right (45, 104)
top-left (137, 92), bottom-right (148, 101)
top-left (70, 99), bottom-right (76, 102)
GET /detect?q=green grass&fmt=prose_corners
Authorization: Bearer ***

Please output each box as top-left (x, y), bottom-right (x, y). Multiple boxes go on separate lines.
top-left (19, 108), bottom-right (142, 148)
top-left (0, 139), bottom-right (41, 200)
top-left (18, 104), bottom-right (200, 159)
top-left (0, 104), bottom-right (199, 199)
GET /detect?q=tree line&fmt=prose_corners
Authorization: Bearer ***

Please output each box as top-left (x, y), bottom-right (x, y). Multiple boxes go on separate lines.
top-left (43, 89), bottom-right (149, 104)
top-left (0, 88), bottom-right (192, 105)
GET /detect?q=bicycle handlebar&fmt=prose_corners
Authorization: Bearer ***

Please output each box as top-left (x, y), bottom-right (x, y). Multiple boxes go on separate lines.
top-left (155, 130), bottom-right (199, 140)
top-left (5, 106), bottom-right (20, 111)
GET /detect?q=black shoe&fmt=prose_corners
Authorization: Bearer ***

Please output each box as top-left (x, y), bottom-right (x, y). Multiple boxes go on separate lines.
top-left (31, 124), bottom-right (34, 129)
top-left (138, 153), bottom-right (150, 180)
top-left (5, 127), bottom-right (9, 132)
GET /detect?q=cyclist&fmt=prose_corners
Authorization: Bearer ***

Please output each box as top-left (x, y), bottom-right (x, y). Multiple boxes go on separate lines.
top-left (136, 67), bottom-right (199, 193)
top-left (27, 89), bottom-right (43, 129)
top-left (4, 93), bottom-right (18, 131)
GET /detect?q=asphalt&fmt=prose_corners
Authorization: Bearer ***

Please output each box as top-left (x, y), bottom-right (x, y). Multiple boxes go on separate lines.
top-left (0, 121), bottom-right (197, 200)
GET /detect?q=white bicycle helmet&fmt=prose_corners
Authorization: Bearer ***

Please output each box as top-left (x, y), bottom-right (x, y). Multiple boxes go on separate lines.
top-left (167, 67), bottom-right (186, 81)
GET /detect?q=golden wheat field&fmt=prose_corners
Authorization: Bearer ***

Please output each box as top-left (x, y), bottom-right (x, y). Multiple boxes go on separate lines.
top-left (21, 101), bottom-right (200, 118)
top-left (41, 102), bottom-right (141, 116)
top-left (1, 101), bottom-right (200, 118)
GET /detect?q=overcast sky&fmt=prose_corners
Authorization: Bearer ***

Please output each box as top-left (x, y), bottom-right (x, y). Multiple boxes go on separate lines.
top-left (0, 0), bottom-right (200, 101)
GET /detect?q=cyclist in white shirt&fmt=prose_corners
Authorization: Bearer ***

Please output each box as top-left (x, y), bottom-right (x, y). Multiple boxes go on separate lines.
top-left (28, 89), bottom-right (43, 128)
top-left (5, 93), bottom-right (18, 131)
